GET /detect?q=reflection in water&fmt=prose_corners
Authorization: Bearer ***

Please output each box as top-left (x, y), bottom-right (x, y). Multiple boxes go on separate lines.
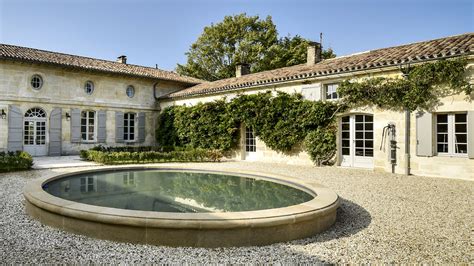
top-left (44, 170), bottom-right (314, 213)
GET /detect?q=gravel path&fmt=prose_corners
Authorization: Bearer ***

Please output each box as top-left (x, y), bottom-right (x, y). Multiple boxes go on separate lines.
top-left (1, 162), bottom-right (472, 264)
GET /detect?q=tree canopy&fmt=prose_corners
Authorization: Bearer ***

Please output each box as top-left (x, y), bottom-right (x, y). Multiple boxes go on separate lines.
top-left (176, 14), bottom-right (336, 81)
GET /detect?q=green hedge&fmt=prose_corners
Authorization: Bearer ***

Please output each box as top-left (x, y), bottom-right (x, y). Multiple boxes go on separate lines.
top-left (0, 151), bottom-right (34, 172)
top-left (80, 148), bottom-right (223, 165)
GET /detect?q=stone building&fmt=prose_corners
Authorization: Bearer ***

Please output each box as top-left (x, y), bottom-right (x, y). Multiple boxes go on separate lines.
top-left (159, 33), bottom-right (474, 179)
top-left (0, 45), bottom-right (201, 155)
top-left (1, 33), bottom-right (473, 179)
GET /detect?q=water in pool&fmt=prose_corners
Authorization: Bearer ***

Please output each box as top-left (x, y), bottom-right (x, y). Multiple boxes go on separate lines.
top-left (43, 170), bottom-right (314, 213)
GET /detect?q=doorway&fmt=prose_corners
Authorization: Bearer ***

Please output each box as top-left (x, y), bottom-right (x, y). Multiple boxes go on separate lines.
top-left (23, 108), bottom-right (47, 156)
top-left (340, 114), bottom-right (374, 168)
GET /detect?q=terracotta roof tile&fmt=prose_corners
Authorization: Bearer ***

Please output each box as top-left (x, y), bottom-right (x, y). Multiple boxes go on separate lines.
top-left (165, 33), bottom-right (474, 99)
top-left (0, 44), bottom-right (204, 84)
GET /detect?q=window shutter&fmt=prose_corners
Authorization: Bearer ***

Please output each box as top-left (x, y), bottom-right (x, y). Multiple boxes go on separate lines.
top-left (416, 111), bottom-right (433, 157)
top-left (138, 112), bottom-right (146, 143)
top-left (70, 108), bottom-right (81, 143)
top-left (301, 84), bottom-right (321, 101)
top-left (7, 105), bottom-right (23, 152)
top-left (468, 111), bottom-right (474, 159)
top-left (97, 110), bottom-right (107, 143)
top-left (49, 108), bottom-right (62, 156)
top-left (115, 111), bottom-right (124, 143)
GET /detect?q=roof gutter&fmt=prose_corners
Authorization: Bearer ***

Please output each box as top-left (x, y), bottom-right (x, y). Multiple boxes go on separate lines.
top-left (163, 53), bottom-right (473, 101)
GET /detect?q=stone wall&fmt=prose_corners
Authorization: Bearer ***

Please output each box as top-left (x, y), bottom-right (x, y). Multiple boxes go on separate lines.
top-left (159, 63), bottom-right (474, 180)
top-left (0, 60), bottom-right (188, 154)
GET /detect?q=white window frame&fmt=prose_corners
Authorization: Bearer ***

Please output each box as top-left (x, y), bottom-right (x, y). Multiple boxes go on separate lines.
top-left (245, 127), bottom-right (256, 153)
top-left (435, 113), bottom-right (468, 157)
top-left (81, 110), bottom-right (97, 142)
top-left (124, 112), bottom-right (136, 142)
top-left (324, 83), bottom-right (339, 100)
top-left (80, 176), bottom-right (97, 193)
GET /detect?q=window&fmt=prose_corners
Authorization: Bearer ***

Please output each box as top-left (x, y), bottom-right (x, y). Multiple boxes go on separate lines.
top-left (126, 85), bottom-right (135, 98)
top-left (436, 113), bottom-right (467, 155)
top-left (123, 172), bottom-right (135, 186)
top-left (245, 127), bottom-right (256, 152)
top-left (80, 176), bottom-right (96, 193)
top-left (81, 111), bottom-right (96, 141)
top-left (31, 74), bottom-right (43, 90)
top-left (325, 83), bottom-right (339, 100)
top-left (124, 112), bottom-right (135, 141)
top-left (84, 81), bottom-right (94, 95)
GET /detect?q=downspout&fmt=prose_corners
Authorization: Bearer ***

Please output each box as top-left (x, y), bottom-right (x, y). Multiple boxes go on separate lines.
top-left (405, 108), bottom-right (410, 176)
top-left (400, 65), bottom-right (411, 176)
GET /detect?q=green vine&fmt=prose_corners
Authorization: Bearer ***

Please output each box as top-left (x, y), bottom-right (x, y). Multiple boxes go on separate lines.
top-left (157, 58), bottom-right (471, 166)
top-left (338, 58), bottom-right (472, 111)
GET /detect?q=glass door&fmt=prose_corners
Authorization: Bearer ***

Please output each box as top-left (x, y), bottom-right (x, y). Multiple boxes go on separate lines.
top-left (340, 114), bottom-right (374, 168)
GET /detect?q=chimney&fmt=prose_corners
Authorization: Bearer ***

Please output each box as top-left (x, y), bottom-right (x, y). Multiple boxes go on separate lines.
top-left (306, 42), bottom-right (322, 65)
top-left (117, 55), bottom-right (127, 64)
top-left (235, 63), bottom-right (251, 78)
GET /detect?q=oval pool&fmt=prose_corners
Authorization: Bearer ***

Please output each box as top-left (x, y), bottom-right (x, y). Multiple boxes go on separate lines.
top-left (24, 166), bottom-right (339, 247)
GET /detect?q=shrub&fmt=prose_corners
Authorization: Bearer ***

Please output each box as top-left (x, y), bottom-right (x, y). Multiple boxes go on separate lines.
top-left (81, 147), bottom-right (223, 165)
top-left (0, 151), bottom-right (34, 172)
top-left (304, 126), bottom-right (337, 166)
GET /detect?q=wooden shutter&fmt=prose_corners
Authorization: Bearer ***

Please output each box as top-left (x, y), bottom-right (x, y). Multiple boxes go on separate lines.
top-left (49, 108), bottom-right (62, 156)
top-left (115, 111), bottom-right (124, 143)
top-left (138, 112), bottom-right (146, 143)
top-left (301, 84), bottom-right (321, 101)
top-left (7, 105), bottom-right (23, 152)
top-left (416, 111), bottom-right (433, 157)
top-left (70, 108), bottom-right (81, 143)
top-left (97, 110), bottom-right (107, 143)
top-left (468, 111), bottom-right (474, 159)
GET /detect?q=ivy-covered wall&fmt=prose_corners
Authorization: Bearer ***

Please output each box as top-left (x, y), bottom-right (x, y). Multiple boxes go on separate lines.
top-left (157, 58), bottom-right (472, 168)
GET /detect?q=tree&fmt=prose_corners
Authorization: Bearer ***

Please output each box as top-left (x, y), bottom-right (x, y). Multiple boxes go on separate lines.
top-left (177, 14), bottom-right (336, 81)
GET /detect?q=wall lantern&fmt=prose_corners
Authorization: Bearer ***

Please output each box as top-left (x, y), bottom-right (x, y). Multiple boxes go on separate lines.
top-left (1, 109), bottom-right (6, 119)
top-left (65, 112), bottom-right (71, 121)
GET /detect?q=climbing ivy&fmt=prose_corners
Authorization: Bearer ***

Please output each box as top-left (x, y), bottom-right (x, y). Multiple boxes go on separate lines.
top-left (157, 92), bottom-right (342, 154)
top-left (338, 58), bottom-right (472, 111)
top-left (157, 58), bottom-right (470, 165)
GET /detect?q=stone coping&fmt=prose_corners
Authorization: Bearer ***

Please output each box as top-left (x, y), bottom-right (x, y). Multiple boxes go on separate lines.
top-left (24, 165), bottom-right (340, 246)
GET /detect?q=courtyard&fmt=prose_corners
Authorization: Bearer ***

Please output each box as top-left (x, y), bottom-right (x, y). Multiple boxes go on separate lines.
top-left (1, 161), bottom-right (471, 264)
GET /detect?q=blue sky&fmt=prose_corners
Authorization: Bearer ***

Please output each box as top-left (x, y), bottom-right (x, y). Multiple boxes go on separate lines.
top-left (0, 0), bottom-right (472, 71)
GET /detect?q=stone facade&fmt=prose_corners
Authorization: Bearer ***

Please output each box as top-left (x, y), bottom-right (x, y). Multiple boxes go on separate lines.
top-left (0, 60), bottom-right (189, 155)
top-left (159, 60), bottom-right (474, 180)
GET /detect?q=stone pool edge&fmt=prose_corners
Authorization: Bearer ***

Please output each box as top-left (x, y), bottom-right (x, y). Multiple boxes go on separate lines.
top-left (24, 165), bottom-right (340, 247)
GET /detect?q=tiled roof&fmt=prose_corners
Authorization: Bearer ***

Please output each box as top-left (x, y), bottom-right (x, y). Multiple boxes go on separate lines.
top-left (164, 33), bottom-right (474, 99)
top-left (0, 43), bottom-right (203, 85)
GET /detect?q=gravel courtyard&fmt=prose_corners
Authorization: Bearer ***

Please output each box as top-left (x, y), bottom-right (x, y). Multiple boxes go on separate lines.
top-left (1, 161), bottom-right (472, 264)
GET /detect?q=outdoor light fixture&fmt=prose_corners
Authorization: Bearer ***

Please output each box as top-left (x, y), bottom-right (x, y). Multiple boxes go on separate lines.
top-left (65, 112), bottom-right (71, 121)
top-left (1, 109), bottom-right (6, 119)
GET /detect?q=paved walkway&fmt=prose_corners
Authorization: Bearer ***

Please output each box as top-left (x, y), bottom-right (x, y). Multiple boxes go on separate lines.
top-left (32, 155), bottom-right (99, 169)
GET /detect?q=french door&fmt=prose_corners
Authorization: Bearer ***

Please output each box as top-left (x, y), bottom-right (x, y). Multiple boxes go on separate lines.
top-left (340, 114), bottom-right (374, 168)
top-left (244, 127), bottom-right (257, 160)
top-left (23, 108), bottom-right (47, 156)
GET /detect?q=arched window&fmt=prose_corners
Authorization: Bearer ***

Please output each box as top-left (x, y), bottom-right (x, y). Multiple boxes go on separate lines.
top-left (24, 107), bottom-right (46, 118)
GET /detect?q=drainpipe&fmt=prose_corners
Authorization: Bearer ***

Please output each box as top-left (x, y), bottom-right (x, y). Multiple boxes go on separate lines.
top-left (405, 108), bottom-right (410, 176)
